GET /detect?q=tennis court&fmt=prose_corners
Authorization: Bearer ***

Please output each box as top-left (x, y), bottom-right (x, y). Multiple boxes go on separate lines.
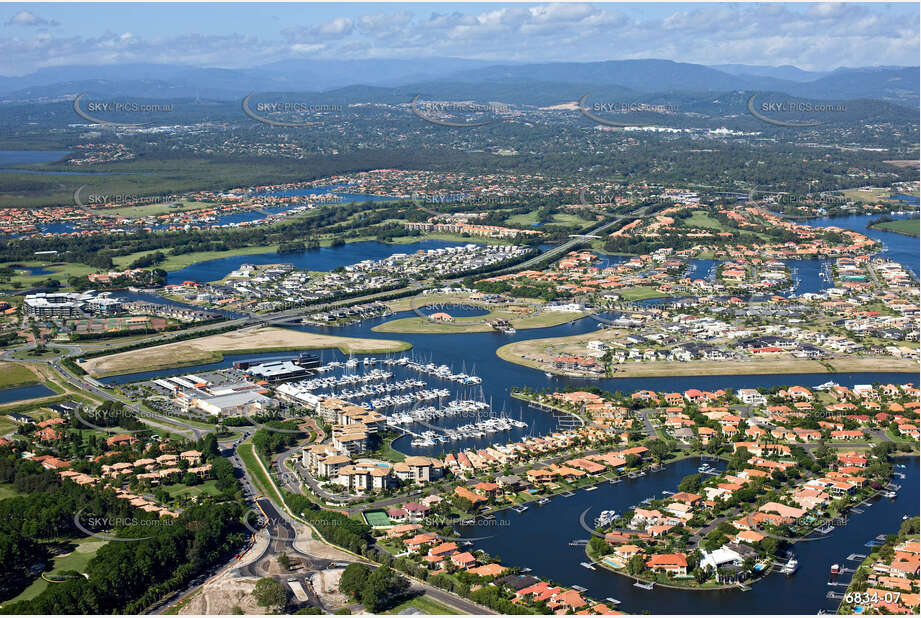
top-left (363, 510), bottom-right (392, 527)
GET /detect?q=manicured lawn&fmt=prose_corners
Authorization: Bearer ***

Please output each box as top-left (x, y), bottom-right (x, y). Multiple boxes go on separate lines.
top-left (0, 483), bottom-right (24, 500)
top-left (384, 595), bottom-right (462, 615)
top-left (372, 308), bottom-right (584, 334)
top-left (112, 244), bottom-right (282, 272)
top-left (237, 442), bottom-right (271, 496)
top-left (871, 218), bottom-right (919, 237)
top-left (368, 437), bottom-right (407, 463)
top-left (89, 200), bottom-right (214, 219)
top-left (0, 362), bottom-right (39, 389)
top-left (551, 212), bottom-right (594, 225)
top-left (841, 187), bottom-right (891, 203)
top-left (0, 417), bottom-right (19, 435)
top-left (0, 261), bottom-right (98, 289)
top-left (505, 210), bottom-right (541, 226)
top-left (9, 536), bottom-right (106, 603)
top-left (164, 479), bottom-right (221, 499)
top-left (617, 286), bottom-right (669, 301)
top-left (682, 210), bottom-right (729, 231)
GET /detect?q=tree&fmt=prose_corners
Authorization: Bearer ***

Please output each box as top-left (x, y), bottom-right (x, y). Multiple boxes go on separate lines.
top-left (628, 554), bottom-right (645, 575)
top-left (253, 577), bottom-right (288, 609)
top-left (339, 563), bottom-right (372, 598)
top-left (588, 536), bottom-right (608, 556)
top-left (760, 537), bottom-right (779, 557)
top-left (678, 473), bottom-right (702, 493)
top-left (278, 553), bottom-right (290, 570)
top-left (644, 438), bottom-right (670, 461)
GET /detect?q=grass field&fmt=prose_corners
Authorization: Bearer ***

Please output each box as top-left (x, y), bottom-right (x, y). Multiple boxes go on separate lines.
top-left (0, 483), bottom-right (24, 500)
top-left (78, 326), bottom-right (411, 377)
top-left (682, 210), bottom-right (730, 231)
top-left (870, 218), bottom-right (919, 237)
top-left (505, 210), bottom-right (541, 226)
top-left (617, 286), bottom-right (669, 301)
top-left (384, 595), bottom-right (462, 615)
top-left (0, 362), bottom-right (39, 389)
top-left (112, 243), bottom-right (282, 272)
top-left (551, 212), bottom-right (594, 225)
top-left (841, 187), bottom-right (891, 203)
top-left (9, 536), bottom-right (106, 603)
top-left (237, 442), bottom-right (273, 498)
top-left (0, 261), bottom-right (98, 289)
top-left (372, 308), bottom-right (586, 334)
top-left (89, 200), bottom-right (215, 218)
top-left (164, 479), bottom-right (221, 499)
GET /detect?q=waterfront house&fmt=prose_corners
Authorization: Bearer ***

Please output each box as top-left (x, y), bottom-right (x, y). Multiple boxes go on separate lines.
top-left (671, 491), bottom-right (702, 507)
top-left (467, 563), bottom-right (507, 578)
top-left (645, 552), bottom-right (688, 576)
top-left (737, 388), bottom-right (767, 405)
top-left (735, 530), bottom-right (766, 545)
top-left (758, 501), bottom-right (805, 520)
top-left (495, 474), bottom-right (525, 490)
top-left (454, 485), bottom-right (487, 505)
top-left (405, 532), bottom-right (438, 552)
top-left (472, 481), bottom-right (501, 498)
top-left (451, 551), bottom-right (477, 569)
top-left (613, 544), bottom-right (643, 560)
top-left (428, 541), bottom-right (459, 559)
top-left (387, 524), bottom-right (422, 538)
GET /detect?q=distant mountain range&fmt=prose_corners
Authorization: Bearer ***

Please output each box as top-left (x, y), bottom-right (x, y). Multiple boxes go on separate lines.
top-left (0, 58), bottom-right (916, 107)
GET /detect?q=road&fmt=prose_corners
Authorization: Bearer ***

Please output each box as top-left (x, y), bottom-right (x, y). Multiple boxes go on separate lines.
top-left (491, 211), bottom-right (646, 276)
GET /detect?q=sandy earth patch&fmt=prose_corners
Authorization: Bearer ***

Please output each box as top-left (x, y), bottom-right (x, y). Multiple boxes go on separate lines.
top-left (79, 326), bottom-right (410, 377)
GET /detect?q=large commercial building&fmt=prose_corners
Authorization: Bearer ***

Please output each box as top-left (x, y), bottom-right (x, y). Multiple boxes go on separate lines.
top-left (23, 291), bottom-right (122, 317)
top-left (192, 391), bottom-right (277, 416)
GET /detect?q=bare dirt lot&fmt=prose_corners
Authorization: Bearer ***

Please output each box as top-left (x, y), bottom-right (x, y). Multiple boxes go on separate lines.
top-left (177, 575), bottom-right (264, 615)
top-left (79, 326), bottom-right (410, 377)
top-left (311, 568), bottom-right (350, 609)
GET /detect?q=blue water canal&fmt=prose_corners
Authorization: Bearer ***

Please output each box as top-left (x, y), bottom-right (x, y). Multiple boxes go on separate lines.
top-left (0, 384), bottom-right (55, 404)
top-left (98, 302), bottom-right (917, 458)
top-left (458, 457), bottom-right (919, 615)
top-left (90, 211), bottom-right (920, 614)
top-left (166, 239), bottom-right (473, 285)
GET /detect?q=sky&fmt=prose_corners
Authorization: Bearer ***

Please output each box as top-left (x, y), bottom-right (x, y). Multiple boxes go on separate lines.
top-left (1, 2), bottom-right (918, 75)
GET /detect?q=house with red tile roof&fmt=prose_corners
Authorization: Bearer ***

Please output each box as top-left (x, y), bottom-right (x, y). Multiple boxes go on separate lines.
top-left (645, 552), bottom-right (688, 576)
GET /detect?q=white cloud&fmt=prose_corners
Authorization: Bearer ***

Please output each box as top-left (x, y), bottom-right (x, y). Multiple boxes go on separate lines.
top-left (0, 3), bottom-right (917, 74)
top-left (5, 10), bottom-right (58, 27)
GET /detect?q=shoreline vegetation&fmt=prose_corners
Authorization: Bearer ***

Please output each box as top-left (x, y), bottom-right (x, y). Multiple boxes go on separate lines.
top-left (77, 326), bottom-right (411, 378)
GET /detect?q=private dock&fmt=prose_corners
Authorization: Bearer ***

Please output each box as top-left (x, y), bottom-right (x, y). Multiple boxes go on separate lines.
top-left (633, 581), bottom-right (655, 590)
